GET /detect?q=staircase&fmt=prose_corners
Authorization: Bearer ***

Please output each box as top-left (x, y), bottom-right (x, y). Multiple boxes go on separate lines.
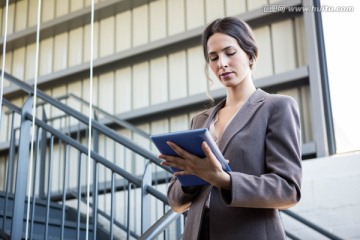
top-left (0, 70), bottom-right (343, 240)
top-left (0, 192), bottom-right (111, 240)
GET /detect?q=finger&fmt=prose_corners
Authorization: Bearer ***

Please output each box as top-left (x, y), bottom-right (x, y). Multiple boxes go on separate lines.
top-left (201, 142), bottom-right (216, 160)
top-left (174, 170), bottom-right (190, 176)
top-left (167, 141), bottom-right (193, 159)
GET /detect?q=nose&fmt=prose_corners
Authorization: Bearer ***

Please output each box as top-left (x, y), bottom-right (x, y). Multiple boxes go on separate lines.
top-left (218, 55), bottom-right (228, 69)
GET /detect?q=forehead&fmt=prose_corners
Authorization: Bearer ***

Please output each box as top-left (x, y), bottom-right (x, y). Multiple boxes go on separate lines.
top-left (207, 33), bottom-right (239, 53)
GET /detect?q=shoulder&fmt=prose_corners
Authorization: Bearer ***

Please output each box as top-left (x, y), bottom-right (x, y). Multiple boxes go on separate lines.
top-left (264, 92), bottom-right (299, 111)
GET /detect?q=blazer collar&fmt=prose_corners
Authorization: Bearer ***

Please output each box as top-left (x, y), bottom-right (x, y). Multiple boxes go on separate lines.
top-left (203, 88), bottom-right (268, 152)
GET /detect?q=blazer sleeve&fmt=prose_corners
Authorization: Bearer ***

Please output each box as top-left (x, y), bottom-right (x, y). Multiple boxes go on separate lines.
top-left (220, 96), bottom-right (302, 209)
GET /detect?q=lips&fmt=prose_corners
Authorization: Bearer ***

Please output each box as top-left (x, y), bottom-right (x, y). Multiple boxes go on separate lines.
top-left (220, 72), bottom-right (233, 77)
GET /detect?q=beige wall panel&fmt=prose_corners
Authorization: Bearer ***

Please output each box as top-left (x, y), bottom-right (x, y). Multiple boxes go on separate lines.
top-left (0, 156), bottom-right (5, 189)
top-left (4, 51), bottom-right (12, 75)
top-left (133, 123), bottom-right (150, 175)
top-left (99, 16), bottom-right (115, 57)
top-left (68, 27), bottom-right (83, 67)
top-left (83, 22), bottom-right (99, 62)
top-left (115, 10), bottom-right (131, 52)
top-left (85, 0), bottom-right (100, 6)
top-left (27, 0), bottom-right (38, 28)
top-left (225, 0), bottom-right (246, 16)
top-left (169, 51), bottom-right (187, 100)
top-left (115, 67), bottom-right (132, 113)
top-left (67, 81), bottom-right (82, 125)
top-left (150, 56), bottom-right (168, 105)
top-left (271, 19), bottom-right (296, 74)
top-left (25, 43), bottom-right (36, 80)
top-left (82, 76), bottom-right (99, 109)
top-left (132, 5), bottom-right (148, 47)
top-left (4, 3), bottom-right (15, 34)
top-left (205, 0), bottom-right (225, 23)
top-left (11, 98), bottom-right (22, 140)
top-left (133, 62), bottom-right (149, 109)
top-left (99, 135), bottom-right (110, 186)
top-left (12, 47), bottom-right (26, 80)
top-left (167, 0), bottom-right (185, 36)
top-left (300, 85), bottom-right (313, 142)
top-left (115, 128), bottom-right (132, 171)
top-left (15, 0), bottom-right (28, 32)
top-left (42, 89), bottom-right (52, 123)
top-left (53, 32), bottom-right (68, 72)
top-left (150, 0), bottom-right (166, 42)
top-left (188, 46), bottom-right (207, 96)
top-left (276, 87), bottom-right (312, 143)
top-left (0, 109), bottom-right (9, 142)
top-left (295, 16), bottom-right (307, 67)
top-left (268, 0), bottom-right (282, 3)
top-left (39, 38), bottom-right (54, 76)
top-left (98, 71), bottom-right (115, 114)
top-left (70, 0), bottom-right (84, 12)
top-left (151, 118), bottom-right (169, 136)
top-left (0, 8), bottom-right (2, 35)
top-left (51, 85), bottom-right (67, 130)
top-left (51, 144), bottom-right (63, 192)
top-left (186, 0), bottom-right (205, 30)
top-left (252, 25), bottom-right (273, 79)
top-left (42, 0), bottom-right (55, 23)
top-left (247, 0), bottom-right (267, 11)
top-left (55, 0), bottom-right (70, 17)
top-left (170, 114), bottom-right (189, 131)
top-left (67, 147), bottom-right (79, 189)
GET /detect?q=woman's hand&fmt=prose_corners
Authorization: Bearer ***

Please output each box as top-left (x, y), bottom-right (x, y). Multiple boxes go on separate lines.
top-left (159, 141), bottom-right (231, 190)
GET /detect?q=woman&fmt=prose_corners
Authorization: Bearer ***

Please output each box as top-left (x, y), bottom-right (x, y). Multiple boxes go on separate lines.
top-left (160, 17), bottom-right (302, 240)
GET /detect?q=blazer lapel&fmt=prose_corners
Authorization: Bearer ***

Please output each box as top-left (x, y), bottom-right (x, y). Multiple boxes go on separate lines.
top-left (218, 89), bottom-right (268, 153)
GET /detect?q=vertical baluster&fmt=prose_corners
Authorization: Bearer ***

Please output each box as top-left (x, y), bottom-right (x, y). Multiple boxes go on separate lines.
top-left (29, 126), bottom-right (41, 239)
top-left (2, 111), bottom-right (15, 231)
top-left (11, 97), bottom-right (32, 239)
top-left (39, 109), bottom-right (48, 198)
top-left (76, 150), bottom-right (82, 240)
top-left (61, 143), bottom-right (69, 240)
top-left (141, 162), bottom-right (152, 234)
top-left (127, 183), bottom-right (132, 240)
top-left (92, 122), bottom-right (99, 240)
top-left (110, 172), bottom-right (115, 240)
top-left (92, 160), bottom-right (99, 240)
top-left (44, 136), bottom-right (54, 239)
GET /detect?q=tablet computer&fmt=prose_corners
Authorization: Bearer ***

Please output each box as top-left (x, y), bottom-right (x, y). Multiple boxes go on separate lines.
top-left (150, 128), bottom-right (231, 186)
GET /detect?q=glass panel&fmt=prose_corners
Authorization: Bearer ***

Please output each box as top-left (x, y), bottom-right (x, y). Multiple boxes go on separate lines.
top-left (321, 0), bottom-right (360, 153)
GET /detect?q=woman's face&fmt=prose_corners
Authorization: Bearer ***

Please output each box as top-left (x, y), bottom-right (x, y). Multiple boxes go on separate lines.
top-left (207, 33), bottom-right (252, 88)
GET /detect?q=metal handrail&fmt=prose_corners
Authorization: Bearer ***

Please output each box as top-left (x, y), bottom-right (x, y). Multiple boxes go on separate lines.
top-left (1, 70), bottom-right (168, 172)
top-left (282, 210), bottom-right (343, 240)
top-left (36, 93), bottom-right (151, 140)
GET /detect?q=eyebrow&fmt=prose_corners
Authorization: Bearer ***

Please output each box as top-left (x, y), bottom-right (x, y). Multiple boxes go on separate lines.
top-left (208, 46), bottom-right (236, 55)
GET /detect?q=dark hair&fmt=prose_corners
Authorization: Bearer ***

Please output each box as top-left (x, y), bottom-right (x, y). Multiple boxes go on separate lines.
top-left (202, 17), bottom-right (258, 69)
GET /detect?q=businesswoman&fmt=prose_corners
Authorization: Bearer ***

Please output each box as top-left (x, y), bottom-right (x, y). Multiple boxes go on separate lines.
top-left (160, 17), bottom-right (302, 240)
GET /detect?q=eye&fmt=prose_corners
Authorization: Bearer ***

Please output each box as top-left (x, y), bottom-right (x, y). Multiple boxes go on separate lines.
top-left (226, 51), bottom-right (236, 56)
top-left (209, 56), bottom-right (218, 62)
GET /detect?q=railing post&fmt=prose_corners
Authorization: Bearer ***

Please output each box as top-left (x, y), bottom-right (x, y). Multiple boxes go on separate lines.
top-left (39, 108), bottom-right (48, 198)
top-left (141, 162), bottom-right (152, 234)
top-left (92, 113), bottom-right (99, 240)
top-left (11, 96), bottom-right (33, 239)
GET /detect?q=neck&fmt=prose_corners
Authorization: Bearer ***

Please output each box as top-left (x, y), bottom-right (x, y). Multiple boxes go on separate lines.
top-left (225, 81), bottom-right (256, 107)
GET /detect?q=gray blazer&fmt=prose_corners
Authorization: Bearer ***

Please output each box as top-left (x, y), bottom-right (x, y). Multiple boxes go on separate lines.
top-left (167, 89), bottom-right (302, 240)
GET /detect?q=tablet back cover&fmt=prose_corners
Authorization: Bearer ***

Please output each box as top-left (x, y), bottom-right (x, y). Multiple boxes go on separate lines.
top-left (151, 128), bottom-right (231, 186)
